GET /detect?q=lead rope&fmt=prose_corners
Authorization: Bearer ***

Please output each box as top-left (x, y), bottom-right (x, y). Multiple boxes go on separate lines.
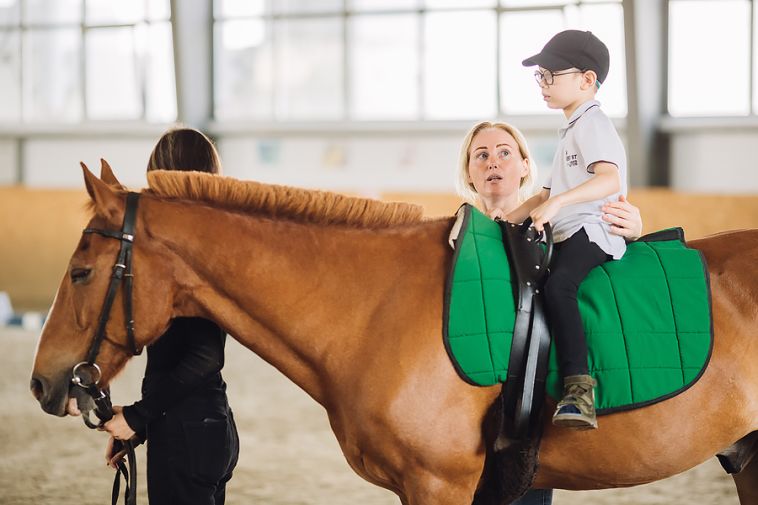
top-left (80, 382), bottom-right (138, 505)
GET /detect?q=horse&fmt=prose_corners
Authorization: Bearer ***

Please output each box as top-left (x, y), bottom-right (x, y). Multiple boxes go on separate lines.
top-left (31, 164), bottom-right (758, 505)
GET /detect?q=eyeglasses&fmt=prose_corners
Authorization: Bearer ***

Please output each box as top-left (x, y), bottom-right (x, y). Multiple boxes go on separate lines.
top-left (533, 69), bottom-right (584, 85)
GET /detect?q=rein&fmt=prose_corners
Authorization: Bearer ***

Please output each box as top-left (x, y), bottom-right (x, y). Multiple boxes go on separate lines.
top-left (70, 192), bottom-right (142, 505)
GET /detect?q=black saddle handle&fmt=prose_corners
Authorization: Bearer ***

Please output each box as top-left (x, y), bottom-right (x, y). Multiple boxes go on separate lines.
top-left (519, 217), bottom-right (553, 276)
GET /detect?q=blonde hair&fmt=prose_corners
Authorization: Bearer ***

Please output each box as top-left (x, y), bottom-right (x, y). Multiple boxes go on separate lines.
top-left (456, 121), bottom-right (537, 205)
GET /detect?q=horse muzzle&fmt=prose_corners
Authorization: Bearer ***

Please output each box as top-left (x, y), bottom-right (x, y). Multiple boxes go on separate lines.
top-left (30, 372), bottom-right (90, 416)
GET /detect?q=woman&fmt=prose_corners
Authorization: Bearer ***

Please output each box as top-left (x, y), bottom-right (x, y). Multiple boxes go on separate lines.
top-left (457, 121), bottom-right (642, 505)
top-left (102, 127), bottom-right (240, 505)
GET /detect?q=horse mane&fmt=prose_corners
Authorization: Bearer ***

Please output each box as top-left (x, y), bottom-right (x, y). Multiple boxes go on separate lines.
top-left (145, 170), bottom-right (425, 228)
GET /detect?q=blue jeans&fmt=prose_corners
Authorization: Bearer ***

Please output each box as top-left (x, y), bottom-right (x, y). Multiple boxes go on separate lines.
top-left (511, 489), bottom-right (553, 505)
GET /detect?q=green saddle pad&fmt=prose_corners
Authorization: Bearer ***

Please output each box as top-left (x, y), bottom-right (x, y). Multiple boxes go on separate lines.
top-left (443, 204), bottom-right (713, 414)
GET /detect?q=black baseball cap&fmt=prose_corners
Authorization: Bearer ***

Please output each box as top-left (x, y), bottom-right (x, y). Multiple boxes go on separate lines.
top-left (522, 30), bottom-right (610, 84)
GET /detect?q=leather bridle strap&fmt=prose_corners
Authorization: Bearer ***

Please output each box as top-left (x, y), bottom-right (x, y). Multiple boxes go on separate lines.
top-left (72, 191), bottom-right (141, 505)
top-left (82, 191), bottom-right (142, 362)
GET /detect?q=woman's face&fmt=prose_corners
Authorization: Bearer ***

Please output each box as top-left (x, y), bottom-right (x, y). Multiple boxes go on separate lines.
top-left (467, 128), bottom-right (529, 206)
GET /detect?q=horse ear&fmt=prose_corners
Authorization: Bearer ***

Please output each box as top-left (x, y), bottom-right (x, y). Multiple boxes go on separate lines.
top-left (81, 162), bottom-right (124, 224)
top-left (99, 159), bottom-right (125, 190)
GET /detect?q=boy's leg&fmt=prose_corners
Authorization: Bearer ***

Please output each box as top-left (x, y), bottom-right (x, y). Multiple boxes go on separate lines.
top-left (544, 228), bottom-right (608, 376)
top-left (543, 228), bottom-right (609, 429)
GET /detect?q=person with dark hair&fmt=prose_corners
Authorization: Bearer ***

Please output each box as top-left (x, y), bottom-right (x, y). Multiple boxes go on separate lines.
top-left (101, 127), bottom-right (239, 505)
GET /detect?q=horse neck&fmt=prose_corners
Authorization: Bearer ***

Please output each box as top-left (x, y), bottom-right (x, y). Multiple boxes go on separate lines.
top-left (147, 199), bottom-right (452, 406)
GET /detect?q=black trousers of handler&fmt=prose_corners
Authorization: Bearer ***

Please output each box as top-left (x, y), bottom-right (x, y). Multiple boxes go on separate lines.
top-left (543, 227), bottom-right (610, 378)
top-left (145, 387), bottom-right (239, 505)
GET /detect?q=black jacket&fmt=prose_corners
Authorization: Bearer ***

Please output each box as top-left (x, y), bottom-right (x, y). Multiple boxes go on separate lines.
top-left (122, 317), bottom-right (226, 437)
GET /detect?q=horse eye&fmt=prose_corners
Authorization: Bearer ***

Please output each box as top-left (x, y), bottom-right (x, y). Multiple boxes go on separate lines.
top-left (71, 268), bottom-right (92, 284)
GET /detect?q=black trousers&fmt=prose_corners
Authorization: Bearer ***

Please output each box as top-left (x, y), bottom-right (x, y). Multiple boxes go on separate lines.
top-left (146, 392), bottom-right (239, 505)
top-left (544, 228), bottom-right (610, 378)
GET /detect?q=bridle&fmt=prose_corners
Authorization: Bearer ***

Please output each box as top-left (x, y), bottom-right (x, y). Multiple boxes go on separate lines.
top-left (70, 191), bottom-right (142, 505)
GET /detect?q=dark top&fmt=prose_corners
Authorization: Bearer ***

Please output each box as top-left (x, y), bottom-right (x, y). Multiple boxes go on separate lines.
top-left (122, 317), bottom-right (226, 437)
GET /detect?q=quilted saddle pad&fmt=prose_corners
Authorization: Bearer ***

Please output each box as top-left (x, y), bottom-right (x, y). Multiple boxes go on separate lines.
top-left (444, 204), bottom-right (713, 414)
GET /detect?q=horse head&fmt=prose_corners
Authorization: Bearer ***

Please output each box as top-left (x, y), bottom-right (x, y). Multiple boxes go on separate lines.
top-left (30, 163), bottom-right (174, 416)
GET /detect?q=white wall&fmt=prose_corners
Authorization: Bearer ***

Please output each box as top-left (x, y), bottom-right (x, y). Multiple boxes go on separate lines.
top-left (0, 140), bottom-right (18, 185)
top-left (21, 138), bottom-right (156, 189)
top-left (216, 130), bottom-right (560, 196)
top-left (670, 131), bottom-right (758, 193)
top-left (7, 127), bottom-right (758, 196)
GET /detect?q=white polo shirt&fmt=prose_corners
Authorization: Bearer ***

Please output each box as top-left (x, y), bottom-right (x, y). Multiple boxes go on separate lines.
top-left (544, 99), bottom-right (627, 259)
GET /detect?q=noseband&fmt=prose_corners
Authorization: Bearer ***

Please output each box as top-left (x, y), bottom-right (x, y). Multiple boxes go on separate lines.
top-left (70, 191), bottom-right (141, 505)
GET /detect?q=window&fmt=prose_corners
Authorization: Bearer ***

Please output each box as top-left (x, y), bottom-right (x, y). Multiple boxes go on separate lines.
top-left (1, 0), bottom-right (176, 123)
top-left (669, 0), bottom-right (755, 116)
top-left (213, 0), bottom-right (626, 121)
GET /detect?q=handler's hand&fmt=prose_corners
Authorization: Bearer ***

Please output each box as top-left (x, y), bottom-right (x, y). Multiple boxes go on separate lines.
top-left (100, 406), bottom-right (136, 442)
top-left (105, 436), bottom-right (128, 469)
top-left (603, 194), bottom-right (642, 240)
top-left (529, 197), bottom-right (562, 232)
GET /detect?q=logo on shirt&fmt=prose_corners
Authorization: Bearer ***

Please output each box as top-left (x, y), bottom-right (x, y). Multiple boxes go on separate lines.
top-left (565, 151), bottom-right (578, 168)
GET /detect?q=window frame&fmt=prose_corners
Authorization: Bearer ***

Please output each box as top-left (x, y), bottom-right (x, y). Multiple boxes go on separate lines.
top-left (0, 0), bottom-right (175, 124)
top-left (212, 0), bottom-right (627, 123)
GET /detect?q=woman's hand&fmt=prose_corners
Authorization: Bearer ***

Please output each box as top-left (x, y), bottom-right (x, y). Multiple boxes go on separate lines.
top-left (602, 195), bottom-right (642, 240)
top-left (529, 197), bottom-right (563, 232)
top-left (104, 436), bottom-right (128, 469)
top-left (100, 406), bottom-right (136, 441)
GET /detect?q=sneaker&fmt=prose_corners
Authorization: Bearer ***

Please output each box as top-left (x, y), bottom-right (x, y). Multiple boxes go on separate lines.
top-left (552, 374), bottom-right (598, 430)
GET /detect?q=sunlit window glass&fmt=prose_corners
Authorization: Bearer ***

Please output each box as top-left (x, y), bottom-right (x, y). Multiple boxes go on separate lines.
top-left (424, 10), bottom-right (496, 119)
top-left (573, 2), bottom-right (626, 117)
top-left (0, 0), bottom-right (19, 25)
top-left (669, 0), bottom-right (750, 116)
top-left (215, 18), bottom-right (273, 120)
top-left (147, 0), bottom-right (171, 21)
top-left (23, 28), bottom-right (82, 121)
top-left (349, 0), bottom-right (418, 10)
top-left (500, 10), bottom-right (563, 115)
top-left (145, 21), bottom-right (176, 123)
top-left (0, 29), bottom-right (20, 121)
top-left (501, 0), bottom-right (574, 7)
top-left (86, 0), bottom-right (144, 25)
top-left (24, 0), bottom-right (81, 24)
top-left (754, 2), bottom-right (758, 115)
top-left (85, 27), bottom-right (141, 120)
top-left (212, 0), bottom-right (628, 121)
top-left (216, 0), bottom-right (265, 17)
top-left (425, 0), bottom-right (496, 8)
top-left (273, 0), bottom-right (343, 15)
top-left (349, 13), bottom-right (418, 119)
top-left (275, 17), bottom-right (344, 120)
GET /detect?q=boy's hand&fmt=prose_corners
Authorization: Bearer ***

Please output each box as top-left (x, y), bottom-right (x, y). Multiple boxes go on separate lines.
top-left (529, 197), bottom-right (562, 231)
top-left (487, 208), bottom-right (505, 221)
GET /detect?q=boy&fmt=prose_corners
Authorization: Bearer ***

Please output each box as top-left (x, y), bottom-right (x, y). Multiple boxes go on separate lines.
top-left (507, 30), bottom-right (627, 430)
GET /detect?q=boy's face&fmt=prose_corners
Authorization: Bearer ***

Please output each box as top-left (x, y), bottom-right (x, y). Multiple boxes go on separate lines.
top-left (536, 66), bottom-right (592, 111)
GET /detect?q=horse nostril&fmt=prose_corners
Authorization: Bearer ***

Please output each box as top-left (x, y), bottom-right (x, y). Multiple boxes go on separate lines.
top-left (30, 376), bottom-right (45, 401)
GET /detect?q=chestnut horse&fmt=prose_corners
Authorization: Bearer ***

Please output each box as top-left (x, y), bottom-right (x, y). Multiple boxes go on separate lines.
top-left (31, 165), bottom-right (758, 504)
